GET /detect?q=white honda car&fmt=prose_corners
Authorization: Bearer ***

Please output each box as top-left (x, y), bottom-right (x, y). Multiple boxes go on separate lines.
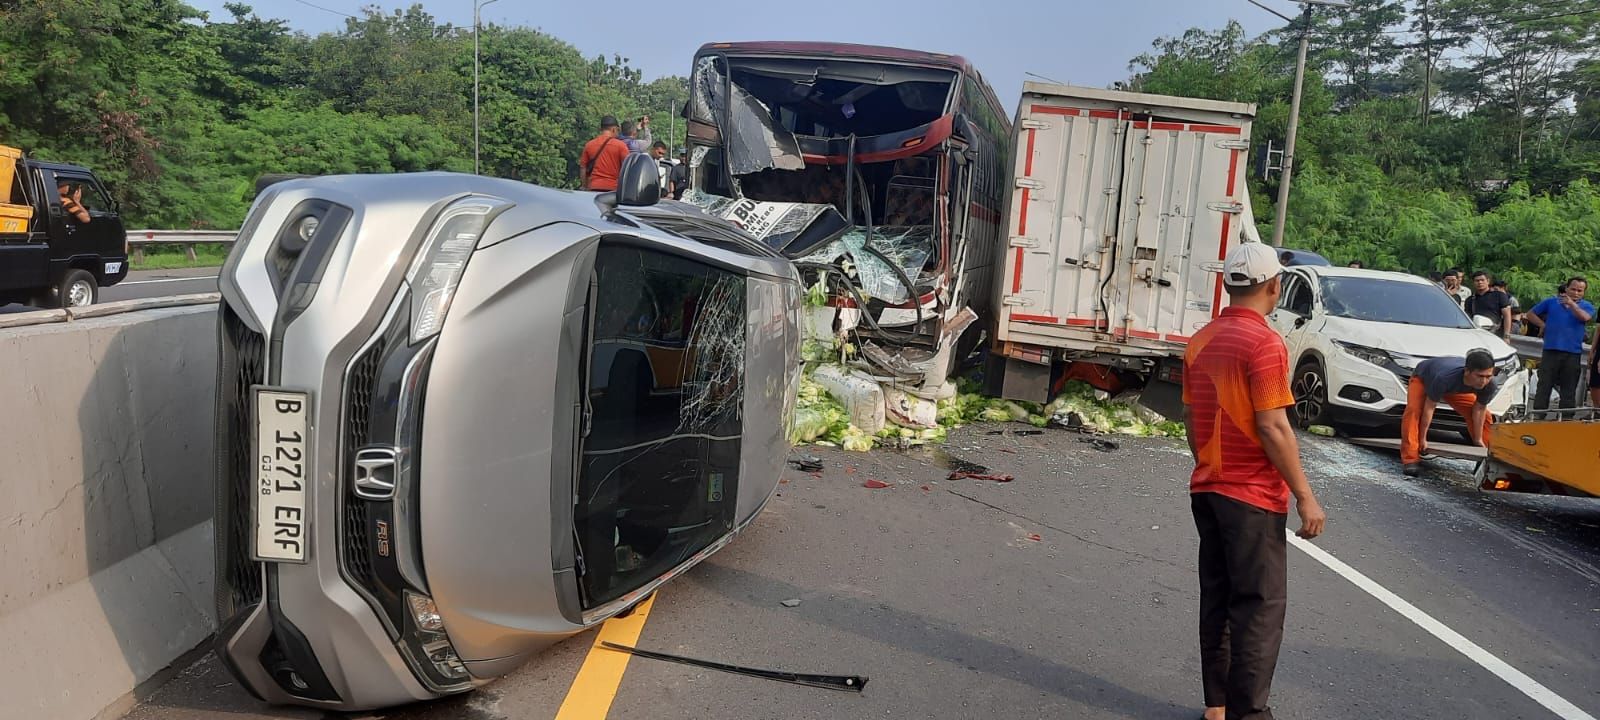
top-left (1264, 266), bottom-right (1529, 432)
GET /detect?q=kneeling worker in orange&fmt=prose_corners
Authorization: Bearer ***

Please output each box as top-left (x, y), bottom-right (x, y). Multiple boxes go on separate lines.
top-left (1400, 349), bottom-right (1499, 476)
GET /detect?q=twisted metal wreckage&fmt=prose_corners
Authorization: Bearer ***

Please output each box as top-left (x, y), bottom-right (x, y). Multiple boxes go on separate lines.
top-left (679, 51), bottom-right (996, 433)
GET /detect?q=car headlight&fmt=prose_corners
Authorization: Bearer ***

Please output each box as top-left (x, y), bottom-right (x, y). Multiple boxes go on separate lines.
top-left (1389, 352), bottom-right (1422, 371)
top-left (1496, 354), bottom-right (1522, 375)
top-left (1334, 340), bottom-right (1394, 369)
top-left (402, 591), bottom-right (471, 686)
top-left (405, 196), bottom-right (512, 344)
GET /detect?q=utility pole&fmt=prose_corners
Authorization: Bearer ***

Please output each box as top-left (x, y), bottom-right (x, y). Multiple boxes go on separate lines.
top-left (1249, 0), bottom-right (1349, 247)
top-left (473, 0), bottom-right (501, 175)
top-left (1421, 0), bottom-right (1432, 125)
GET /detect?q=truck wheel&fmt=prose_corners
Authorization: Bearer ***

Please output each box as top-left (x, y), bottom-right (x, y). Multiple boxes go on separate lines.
top-left (1291, 360), bottom-right (1330, 427)
top-left (52, 269), bottom-right (99, 308)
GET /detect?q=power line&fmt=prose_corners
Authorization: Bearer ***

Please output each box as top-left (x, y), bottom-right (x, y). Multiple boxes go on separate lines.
top-left (1307, 4), bottom-right (1598, 37)
top-left (289, 0), bottom-right (358, 19)
top-left (1292, 0), bottom-right (1593, 37)
top-left (1478, 7), bottom-right (1598, 28)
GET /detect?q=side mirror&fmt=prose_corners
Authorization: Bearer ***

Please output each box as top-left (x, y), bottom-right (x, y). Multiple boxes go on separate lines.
top-left (615, 154), bottom-right (661, 208)
top-left (1473, 315), bottom-right (1495, 331)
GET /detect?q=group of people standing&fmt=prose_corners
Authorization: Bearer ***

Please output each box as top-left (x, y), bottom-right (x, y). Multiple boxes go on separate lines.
top-left (1430, 268), bottom-right (1595, 413)
top-left (577, 115), bottom-right (688, 200)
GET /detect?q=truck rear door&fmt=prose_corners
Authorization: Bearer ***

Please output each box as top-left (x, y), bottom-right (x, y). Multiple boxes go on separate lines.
top-left (999, 86), bottom-right (1254, 355)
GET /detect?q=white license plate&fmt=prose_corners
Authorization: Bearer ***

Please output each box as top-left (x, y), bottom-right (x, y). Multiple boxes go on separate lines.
top-left (254, 388), bottom-right (312, 563)
top-left (104, 261), bottom-right (122, 274)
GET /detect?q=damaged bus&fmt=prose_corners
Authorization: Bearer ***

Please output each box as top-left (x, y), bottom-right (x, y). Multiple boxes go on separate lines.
top-left (681, 41), bottom-right (1010, 424)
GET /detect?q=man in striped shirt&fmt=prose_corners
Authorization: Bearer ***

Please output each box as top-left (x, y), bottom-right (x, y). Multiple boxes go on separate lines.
top-left (1184, 241), bottom-right (1327, 720)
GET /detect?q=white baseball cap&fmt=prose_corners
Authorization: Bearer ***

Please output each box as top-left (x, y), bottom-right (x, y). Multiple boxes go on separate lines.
top-left (1223, 241), bottom-right (1284, 286)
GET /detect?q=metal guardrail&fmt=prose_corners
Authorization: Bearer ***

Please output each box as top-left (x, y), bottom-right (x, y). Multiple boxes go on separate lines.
top-left (127, 229), bottom-right (237, 262)
top-left (0, 293), bottom-right (220, 330)
top-left (1508, 333), bottom-right (1593, 364)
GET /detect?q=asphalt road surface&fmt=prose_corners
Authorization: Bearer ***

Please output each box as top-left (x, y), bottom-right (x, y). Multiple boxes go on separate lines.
top-left (122, 426), bottom-right (1600, 720)
top-left (0, 267), bottom-right (219, 314)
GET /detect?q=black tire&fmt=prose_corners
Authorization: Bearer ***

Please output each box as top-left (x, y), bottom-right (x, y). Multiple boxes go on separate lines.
top-left (1291, 360), bottom-right (1331, 427)
top-left (50, 269), bottom-right (99, 309)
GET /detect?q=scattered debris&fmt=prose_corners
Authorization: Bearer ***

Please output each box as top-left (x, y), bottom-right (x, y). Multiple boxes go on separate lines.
top-left (948, 471), bottom-right (1014, 483)
top-left (600, 642), bottom-right (867, 693)
top-left (1082, 437), bottom-right (1120, 452)
top-left (780, 598), bottom-right (803, 608)
top-left (794, 373), bottom-right (1183, 453)
top-left (788, 456), bottom-right (825, 472)
top-left (1027, 533), bottom-right (1043, 542)
top-left (926, 447), bottom-right (990, 475)
top-left (1308, 424), bottom-right (1337, 437)
top-left (920, 485), bottom-right (932, 491)
top-left (863, 479), bottom-right (892, 489)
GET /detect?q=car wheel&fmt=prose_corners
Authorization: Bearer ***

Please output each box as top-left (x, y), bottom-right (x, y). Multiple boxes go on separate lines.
top-left (1292, 360), bottom-right (1330, 427)
top-left (51, 269), bottom-right (99, 309)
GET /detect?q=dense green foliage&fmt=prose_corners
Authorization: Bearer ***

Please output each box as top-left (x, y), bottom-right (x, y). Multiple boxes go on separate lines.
top-left (1126, 1), bottom-right (1600, 300)
top-left (5, 0), bottom-right (1596, 303)
top-left (0, 1), bottom-right (688, 229)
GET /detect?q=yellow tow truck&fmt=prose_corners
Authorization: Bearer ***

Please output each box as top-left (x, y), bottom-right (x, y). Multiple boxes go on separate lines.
top-left (1476, 411), bottom-right (1600, 499)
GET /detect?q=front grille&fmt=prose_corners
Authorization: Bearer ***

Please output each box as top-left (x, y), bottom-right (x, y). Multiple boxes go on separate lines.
top-left (341, 341), bottom-right (385, 596)
top-left (217, 305), bottom-right (266, 619)
top-left (344, 501), bottom-right (377, 586)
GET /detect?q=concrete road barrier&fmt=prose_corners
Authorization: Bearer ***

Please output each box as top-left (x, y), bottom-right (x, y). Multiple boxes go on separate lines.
top-left (0, 304), bottom-right (218, 720)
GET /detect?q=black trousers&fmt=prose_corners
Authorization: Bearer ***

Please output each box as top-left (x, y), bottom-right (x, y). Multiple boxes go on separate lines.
top-left (1192, 492), bottom-right (1288, 720)
top-left (1534, 350), bottom-right (1583, 411)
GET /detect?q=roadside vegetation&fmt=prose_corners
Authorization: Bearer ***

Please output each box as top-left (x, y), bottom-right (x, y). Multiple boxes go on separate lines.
top-left (1127, 1), bottom-right (1600, 297)
top-left (130, 245), bottom-right (230, 271)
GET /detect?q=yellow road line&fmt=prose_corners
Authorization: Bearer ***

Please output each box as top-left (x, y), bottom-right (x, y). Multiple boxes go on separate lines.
top-left (553, 594), bottom-right (658, 720)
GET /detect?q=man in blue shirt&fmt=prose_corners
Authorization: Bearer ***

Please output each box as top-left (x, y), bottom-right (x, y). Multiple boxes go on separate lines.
top-left (1525, 277), bottom-right (1594, 413)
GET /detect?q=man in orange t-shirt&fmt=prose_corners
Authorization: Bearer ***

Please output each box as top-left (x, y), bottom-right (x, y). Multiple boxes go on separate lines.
top-left (1183, 241), bottom-right (1326, 720)
top-left (579, 115), bottom-right (631, 192)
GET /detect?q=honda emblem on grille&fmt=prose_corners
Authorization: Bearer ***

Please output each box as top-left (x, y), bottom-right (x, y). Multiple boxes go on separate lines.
top-left (353, 447), bottom-right (398, 500)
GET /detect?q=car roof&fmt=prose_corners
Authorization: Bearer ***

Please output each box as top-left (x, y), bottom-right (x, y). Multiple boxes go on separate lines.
top-left (1290, 265), bottom-right (1434, 286)
top-left (30, 160), bottom-right (94, 174)
top-left (697, 41), bottom-right (973, 74)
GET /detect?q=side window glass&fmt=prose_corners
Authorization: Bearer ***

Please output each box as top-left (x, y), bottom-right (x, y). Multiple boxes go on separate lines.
top-left (1292, 279), bottom-right (1314, 315)
top-left (1278, 276), bottom-right (1299, 310)
top-left (56, 177), bottom-right (109, 216)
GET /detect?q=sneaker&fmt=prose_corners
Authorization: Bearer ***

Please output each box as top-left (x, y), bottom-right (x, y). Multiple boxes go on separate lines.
top-left (1402, 463), bottom-right (1421, 477)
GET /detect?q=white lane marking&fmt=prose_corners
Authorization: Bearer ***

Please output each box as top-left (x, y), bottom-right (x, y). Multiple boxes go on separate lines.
top-left (1289, 533), bottom-right (1596, 720)
top-left (119, 275), bottom-right (219, 286)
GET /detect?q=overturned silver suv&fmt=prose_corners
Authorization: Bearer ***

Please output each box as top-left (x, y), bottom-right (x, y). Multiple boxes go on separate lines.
top-left (212, 156), bottom-right (800, 710)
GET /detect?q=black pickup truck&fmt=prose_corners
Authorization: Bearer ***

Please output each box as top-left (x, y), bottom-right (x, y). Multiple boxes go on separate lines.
top-left (1, 155), bottom-right (130, 308)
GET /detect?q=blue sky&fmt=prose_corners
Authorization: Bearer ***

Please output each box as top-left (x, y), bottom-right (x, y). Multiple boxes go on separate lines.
top-left (190, 0), bottom-right (1282, 102)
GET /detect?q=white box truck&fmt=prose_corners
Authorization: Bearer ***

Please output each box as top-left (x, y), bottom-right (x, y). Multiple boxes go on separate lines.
top-left (990, 81), bottom-right (1260, 414)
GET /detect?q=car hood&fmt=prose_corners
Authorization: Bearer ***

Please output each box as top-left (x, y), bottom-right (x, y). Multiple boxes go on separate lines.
top-left (1320, 315), bottom-right (1517, 360)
